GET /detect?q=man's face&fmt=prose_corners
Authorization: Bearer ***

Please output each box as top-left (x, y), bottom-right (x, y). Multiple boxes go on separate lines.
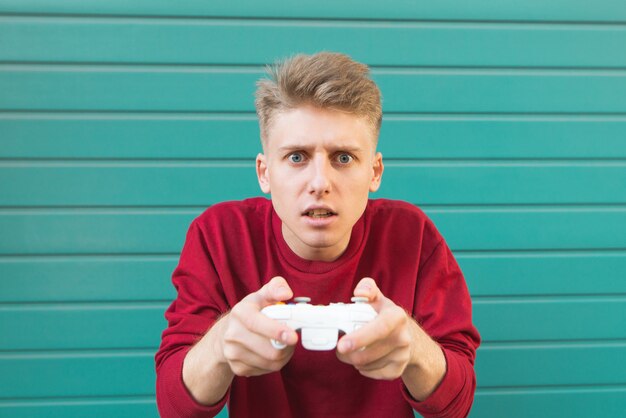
top-left (256, 104), bottom-right (384, 262)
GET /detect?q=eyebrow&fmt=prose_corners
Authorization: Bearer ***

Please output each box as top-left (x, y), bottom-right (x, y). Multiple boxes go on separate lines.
top-left (277, 144), bottom-right (364, 153)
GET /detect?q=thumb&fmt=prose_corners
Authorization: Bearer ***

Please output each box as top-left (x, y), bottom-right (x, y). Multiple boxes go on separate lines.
top-left (353, 277), bottom-right (388, 311)
top-left (254, 276), bottom-right (293, 307)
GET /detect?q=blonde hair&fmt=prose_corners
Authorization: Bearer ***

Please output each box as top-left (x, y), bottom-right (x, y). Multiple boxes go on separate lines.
top-left (255, 52), bottom-right (382, 145)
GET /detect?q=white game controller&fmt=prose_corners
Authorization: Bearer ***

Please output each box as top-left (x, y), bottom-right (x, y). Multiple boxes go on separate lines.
top-left (261, 296), bottom-right (377, 351)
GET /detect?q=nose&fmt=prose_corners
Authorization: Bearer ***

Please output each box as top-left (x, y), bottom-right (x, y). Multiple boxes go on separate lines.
top-left (308, 155), bottom-right (331, 195)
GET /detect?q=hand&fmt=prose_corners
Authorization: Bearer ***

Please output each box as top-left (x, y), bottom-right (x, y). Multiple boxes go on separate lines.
top-left (336, 278), bottom-right (446, 400)
top-left (214, 276), bottom-right (299, 377)
top-left (336, 277), bottom-right (415, 380)
top-left (182, 277), bottom-right (299, 405)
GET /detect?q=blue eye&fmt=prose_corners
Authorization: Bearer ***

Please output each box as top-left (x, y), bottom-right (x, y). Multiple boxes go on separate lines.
top-left (289, 153), bottom-right (304, 163)
top-left (337, 153), bottom-right (353, 164)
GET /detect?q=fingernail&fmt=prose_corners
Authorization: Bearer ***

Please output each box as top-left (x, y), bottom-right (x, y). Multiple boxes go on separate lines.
top-left (357, 284), bottom-right (371, 293)
top-left (340, 339), bottom-right (353, 352)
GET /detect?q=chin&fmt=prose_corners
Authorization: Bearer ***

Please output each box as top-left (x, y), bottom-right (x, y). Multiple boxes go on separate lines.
top-left (294, 231), bottom-right (333, 247)
top-left (303, 237), bottom-right (336, 249)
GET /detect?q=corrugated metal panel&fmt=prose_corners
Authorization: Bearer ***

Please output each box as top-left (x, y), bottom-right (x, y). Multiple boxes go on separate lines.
top-left (1, 299), bottom-right (624, 350)
top-left (3, 68), bottom-right (626, 112)
top-left (3, 116), bottom-right (626, 159)
top-left (0, 0), bottom-right (625, 22)
top-left (2, 17), bottom-right (626, 67)
top-left (1, 2), bottom-right (625, 417)
top-left (3, 209), bottom-right (626, 253)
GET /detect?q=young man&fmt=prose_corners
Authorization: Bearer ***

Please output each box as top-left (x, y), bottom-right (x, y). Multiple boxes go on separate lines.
top-left (156, 52), bottom-right (480, 418)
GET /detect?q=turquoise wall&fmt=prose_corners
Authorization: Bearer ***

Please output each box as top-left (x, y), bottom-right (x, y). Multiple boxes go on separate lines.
top-left (1, 1), bottom-right (625, 417)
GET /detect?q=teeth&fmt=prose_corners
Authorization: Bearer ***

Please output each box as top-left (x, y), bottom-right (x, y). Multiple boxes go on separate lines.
top-left (307, 209), bottom-right (333, 217)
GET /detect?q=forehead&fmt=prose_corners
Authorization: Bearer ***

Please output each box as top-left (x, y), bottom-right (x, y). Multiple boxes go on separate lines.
top-left (264, 105), bottom-right (377, 152)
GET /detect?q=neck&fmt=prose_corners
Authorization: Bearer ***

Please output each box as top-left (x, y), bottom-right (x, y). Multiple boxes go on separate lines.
top-left (281, 223), bottom-right (350, 262)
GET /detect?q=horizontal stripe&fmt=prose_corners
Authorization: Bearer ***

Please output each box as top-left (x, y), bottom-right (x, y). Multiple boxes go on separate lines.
top-left (476, 342), bottom-right (626, 387)
top-left (2, 68), bottom-right (626, 113)
top-left (1, 251), bottom-right (624, 302)
top-left (1, 344), bottom-right (624, 398)
top-left (473, 386), bottom-right (626, 417)
top-left (5, 158), bottom-right (626, 165)
top-left (4, 112), bottom-right (626, 120)
top-left (0, 352), bottom-right (155, 398)
top-left (0, 0), bottom-right (624, 22)
top-left (1, 389), bottom-right (624, 418)
top-left (480, 340), bottom-right (626, 349)
top-left (2, 204), bottom-right (626, 212)
top-left (4, 16), bottom-right (626, 28)
top-left (473, 298), bottom-right (626, 342)
top-left (477, 384), bottom-right (626, 394)
top-left (3, 116), bottom-right (626, 159)
top-left (1, 164), bottom-right (625, 206)
top-left (0, 399), bottom-right (160, 418)
top-left (0, 256), bottom-right (178, 302)
top-left (3, 340), bottom-right (622, 356)
top-left (5, 63), bottom-right (626, 75)
top-left (0, 304), bottom-right (165, 350)
top-left (0, 301), bottom-right (169, 309)
top-left (1, 208), bottom-right (626, 254)
top-left (2, 18), bottom-right (625, 67)
top-left (0, 396), bottom-right (155, 406)
top-left (0, 349), bottom-right (156, 359)
top-left (461, 251), bottom-right (626, 296)
top-left (0, 300), bottom-right (624, 350)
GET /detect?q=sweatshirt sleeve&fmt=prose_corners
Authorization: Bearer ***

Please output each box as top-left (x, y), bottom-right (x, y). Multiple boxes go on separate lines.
top-left (403, 238), bottom-right (481, 418)
top-left (155, 220), bottom-right (230, 418)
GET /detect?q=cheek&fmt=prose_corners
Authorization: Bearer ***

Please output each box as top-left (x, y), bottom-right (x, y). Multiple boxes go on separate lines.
top-left (270, 181), bottom-right (299, 212)
top-left (351, 171), bottom-right (376, 193)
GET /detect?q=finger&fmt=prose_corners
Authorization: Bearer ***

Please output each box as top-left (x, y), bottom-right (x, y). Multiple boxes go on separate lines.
top-left (224, 329), bottom-right (297, 371)
top-left (353, 277), bottom-right (392, 313)
top-left (352, 346), bottom-right (407, 373)
top-left (359, 362), bottom-right (406, 381)
top-left (234, 341), bottom-right (296, 368)
top-left (235, 276), bottom-right (296, 343)
top-left (230, 303), bottom-right (298, 345)
top-left (228, 351), bottom-right (292, 377)
top-left (338, 344), bottom-right (407, 381)
top-left (353, 277), bottom-right (378, 301)
top-left (229, 342), bottom-right (295, 377)
top-left (250, 331), bottom-right (299, 360)
top-left (250, 276), bottom-right (294, 307)
top-left (235, 342), bottom-right (295, 374)
top-left (354, 346), bottom-right (410, 381)
top-left (337, 339), bottom-right (396, 368)
top-left (337, 307), bottom-right (406, 354)
top-left (225, 322), bottom-right (296, 357)
top-left (228, 361), bottom-right (270, 377)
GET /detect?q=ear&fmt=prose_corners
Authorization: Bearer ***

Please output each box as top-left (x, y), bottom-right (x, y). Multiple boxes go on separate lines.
top-left (256, 153), bottom-right (271, 194)
top-left (369, 152), bottom-right (384, 192)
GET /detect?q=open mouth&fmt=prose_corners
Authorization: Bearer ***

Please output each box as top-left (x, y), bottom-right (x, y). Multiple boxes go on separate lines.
top-left (303, 209), bottom-right (336, 219)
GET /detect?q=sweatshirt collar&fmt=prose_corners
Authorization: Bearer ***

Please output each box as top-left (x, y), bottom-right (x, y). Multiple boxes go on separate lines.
top-left (271, 205), bottom-right (367, 274)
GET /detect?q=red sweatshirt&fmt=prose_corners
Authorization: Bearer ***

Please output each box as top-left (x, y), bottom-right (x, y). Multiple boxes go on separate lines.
top-left (156, 198), bottom-right (480, 418)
